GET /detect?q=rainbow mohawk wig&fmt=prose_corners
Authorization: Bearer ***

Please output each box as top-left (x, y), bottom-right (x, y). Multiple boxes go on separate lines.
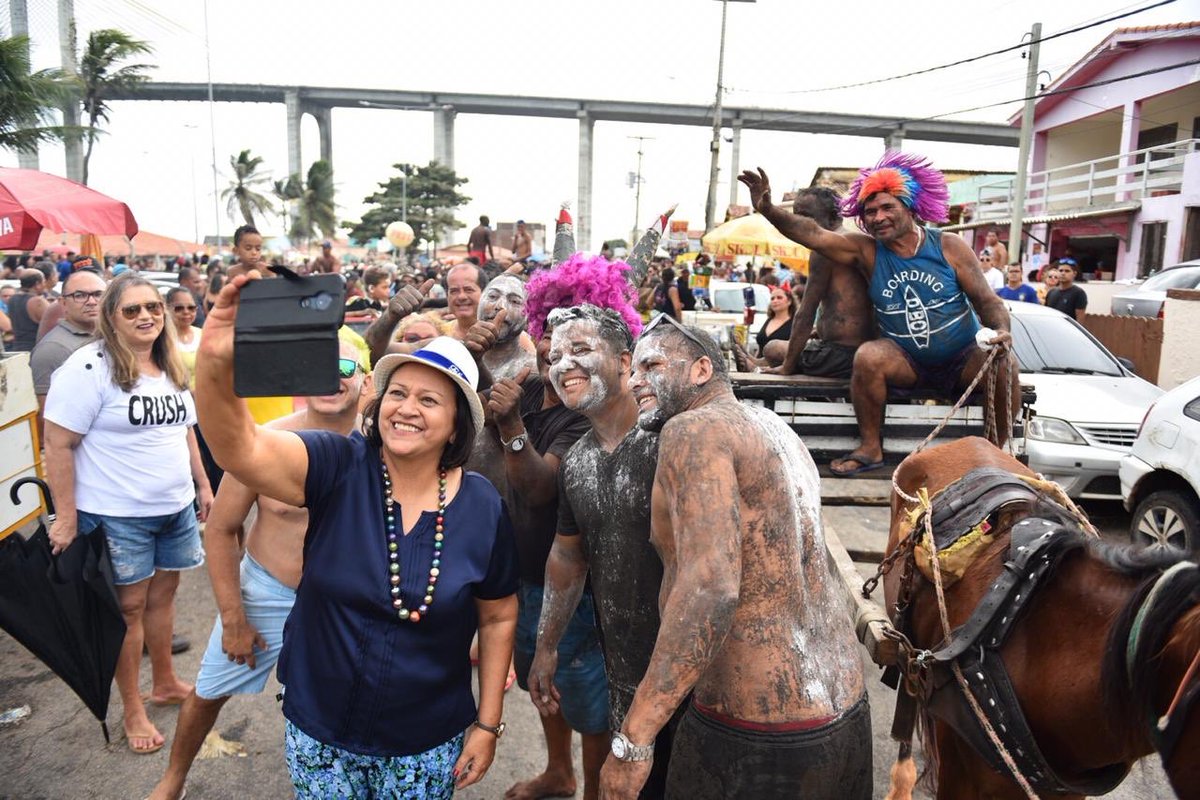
top-left (841, 151), bottom-right (950, 230)
top-left (526, 253), bottom-right (643, 341)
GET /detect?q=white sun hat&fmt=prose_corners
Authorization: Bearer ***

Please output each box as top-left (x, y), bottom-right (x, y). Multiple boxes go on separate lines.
top-left (372, 337), bottom-right (485, 435)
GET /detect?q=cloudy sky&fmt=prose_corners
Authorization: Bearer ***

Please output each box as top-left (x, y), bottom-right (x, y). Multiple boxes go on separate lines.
top-left (2, 0), bottom-right (1194, 249)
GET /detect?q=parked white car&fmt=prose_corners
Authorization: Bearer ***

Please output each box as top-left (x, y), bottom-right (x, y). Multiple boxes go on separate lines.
top-left (1119, 375), bottom-right (1200, 552)
top-left (1008, 301), bottom-right (1163, 500)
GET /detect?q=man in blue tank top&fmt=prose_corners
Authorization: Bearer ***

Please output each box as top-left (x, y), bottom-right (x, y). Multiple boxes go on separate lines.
top-left (739, 152), bottom-right (1018, 475)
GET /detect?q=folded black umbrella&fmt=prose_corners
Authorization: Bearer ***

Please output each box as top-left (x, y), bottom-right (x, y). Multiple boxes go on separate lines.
top-left (0, 478), bottom-right (125, 741)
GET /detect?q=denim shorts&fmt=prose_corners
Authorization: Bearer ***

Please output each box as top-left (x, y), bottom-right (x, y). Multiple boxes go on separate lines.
top-left (512, 581), bottom-right (610, 735)
top-left (77, 505), bottom-right (204, 586)
top-left (195, 553), bottom-right (296, 700)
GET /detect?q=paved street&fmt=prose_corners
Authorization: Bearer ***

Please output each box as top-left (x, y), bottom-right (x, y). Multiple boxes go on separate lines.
top-left (0, 498), bottom-right (1172, 799)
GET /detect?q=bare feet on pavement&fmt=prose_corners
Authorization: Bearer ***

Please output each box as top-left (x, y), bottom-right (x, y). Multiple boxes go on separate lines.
top-left (504, 770), bottom-right (577, 800)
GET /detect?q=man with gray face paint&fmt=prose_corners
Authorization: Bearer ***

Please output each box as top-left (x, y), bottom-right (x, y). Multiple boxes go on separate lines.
top-left (529, 305), bottom-right (678, 799)
top-left (599, 315), bottom-right (871, 800)
top-left (474, 274), bottom-right (536, 383)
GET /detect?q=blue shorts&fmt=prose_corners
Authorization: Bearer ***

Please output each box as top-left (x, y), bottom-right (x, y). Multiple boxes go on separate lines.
top-left (286, 720), bottom-right (462, 800)
top-left (513, 581), bottom-right (610, 735)
top-left (195, 553), bottom-right (296, 700)
top-left (77, 505), bottom-right (204, 586)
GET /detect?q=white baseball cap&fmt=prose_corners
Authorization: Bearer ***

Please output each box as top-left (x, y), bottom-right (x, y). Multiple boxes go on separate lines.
top-left (372, 337), bottom-right (485, 436)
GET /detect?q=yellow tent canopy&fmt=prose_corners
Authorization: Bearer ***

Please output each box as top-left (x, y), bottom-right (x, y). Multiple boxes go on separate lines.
top-left (701, 213), bottom-right (810, 275)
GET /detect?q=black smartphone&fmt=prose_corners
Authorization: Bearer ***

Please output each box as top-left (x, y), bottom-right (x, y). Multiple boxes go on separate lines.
top-left (234, 270), bottom-right (345, 397)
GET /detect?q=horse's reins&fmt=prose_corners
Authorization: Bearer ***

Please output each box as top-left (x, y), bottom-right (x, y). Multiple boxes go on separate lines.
top-left (874, 342), bottom-right (1100, 800)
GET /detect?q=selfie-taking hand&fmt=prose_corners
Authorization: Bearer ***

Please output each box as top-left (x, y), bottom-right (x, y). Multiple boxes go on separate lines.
top-left (488, 366), bottom-right (530, 429)
top-left (387, 279), bottom-right (434, 319)
top-left (464, 308), bottom-right (507, 357)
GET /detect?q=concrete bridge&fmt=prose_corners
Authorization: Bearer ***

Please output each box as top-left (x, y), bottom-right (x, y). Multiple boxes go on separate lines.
top-left (112, 82), bottom-right (1019, 248)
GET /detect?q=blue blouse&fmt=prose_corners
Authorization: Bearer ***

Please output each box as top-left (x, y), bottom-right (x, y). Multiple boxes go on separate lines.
top-left (278, 430), bottom-right (519, 756)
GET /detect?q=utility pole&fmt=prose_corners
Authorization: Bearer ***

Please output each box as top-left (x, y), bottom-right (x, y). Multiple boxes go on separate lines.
top-left (203, 0), bottom-right (221, 250)
top-left (628, 136), bottom-right (653, 246)
top-left (704, 0), bottom-right (754, 232)
top-left (57, 0), bottom-right (83, 183)
top-left (1007, 22), bottom-right (1041, 266)
top-left (704, 0), bottom-right (729, 233)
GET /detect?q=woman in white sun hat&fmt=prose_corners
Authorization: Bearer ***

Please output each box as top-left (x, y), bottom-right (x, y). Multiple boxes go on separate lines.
top-left (194, 271), bottom-right (518, 798)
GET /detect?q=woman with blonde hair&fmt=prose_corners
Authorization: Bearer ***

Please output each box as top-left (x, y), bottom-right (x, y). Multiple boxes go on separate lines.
top-left (394, 309), bottom-right (454, 351)
top-left (43, 272), bottom-right (213, 755)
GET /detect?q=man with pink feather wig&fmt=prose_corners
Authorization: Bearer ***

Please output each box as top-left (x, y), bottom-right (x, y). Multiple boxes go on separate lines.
top-left (740, 152), bottom-right (1018, 475)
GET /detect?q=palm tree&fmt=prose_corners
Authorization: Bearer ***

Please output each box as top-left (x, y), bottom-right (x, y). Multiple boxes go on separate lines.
top-left (0, 36), bottom-right (72, 154)
top-left (221, 149), bottom-right (275, 227)
top-left (78, 29), bottom-right (155, 185)
top-left (290, 160), bottom-right (337, 247)
top-left (272, 173), bottom-right (303, 235)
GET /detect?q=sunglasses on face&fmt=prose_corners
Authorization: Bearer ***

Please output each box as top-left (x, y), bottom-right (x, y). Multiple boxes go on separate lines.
top-left (173, 303), bottom-right (197, 313)
top-left (338, 358), bottom-right (360, 379)
top-left (120, 301), bottom-right (165, 320)
top-left (66, 290), bottom-right (104, 302)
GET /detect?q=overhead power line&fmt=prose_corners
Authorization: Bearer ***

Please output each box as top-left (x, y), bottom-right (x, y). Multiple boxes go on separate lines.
top-left (729, 0), bottom-right (1177, 96)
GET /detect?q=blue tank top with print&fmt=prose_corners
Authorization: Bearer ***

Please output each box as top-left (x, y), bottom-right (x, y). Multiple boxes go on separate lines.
top-left (868, 227), bottom-right (980, 366)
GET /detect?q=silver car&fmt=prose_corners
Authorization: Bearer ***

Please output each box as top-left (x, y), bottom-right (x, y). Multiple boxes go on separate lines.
top-left (1110, 261), bottom-right (1200, 317)
top-left (1009, 302), bottom-right (1163, 500)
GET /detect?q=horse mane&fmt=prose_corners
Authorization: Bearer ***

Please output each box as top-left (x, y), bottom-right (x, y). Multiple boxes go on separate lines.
top-left (1102, 550), bottom-right (1200, 752)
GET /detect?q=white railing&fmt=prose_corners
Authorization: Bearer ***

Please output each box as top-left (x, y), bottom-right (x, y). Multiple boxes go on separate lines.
top-left (974, 139), bottom-right (1199, 219)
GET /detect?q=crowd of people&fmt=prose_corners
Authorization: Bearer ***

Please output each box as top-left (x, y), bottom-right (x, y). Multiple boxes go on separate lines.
top-left (5, 149), bottom-right (1119, 799)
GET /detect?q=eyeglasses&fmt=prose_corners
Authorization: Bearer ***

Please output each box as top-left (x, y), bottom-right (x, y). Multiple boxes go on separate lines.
top-left (641, 311), bottom-right (709, 351)
top-left (66, 290), bottom-right (103, 303)
top-left (172, 303), bottom-right (197, 312)
top-left (338, 358), bottom-right (360, 379)
top-left (120, 301), bottom-right (165, 320)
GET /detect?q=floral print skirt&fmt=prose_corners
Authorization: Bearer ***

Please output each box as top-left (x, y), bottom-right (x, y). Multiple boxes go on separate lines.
top-left (285, 720), bottom-right (464, 799)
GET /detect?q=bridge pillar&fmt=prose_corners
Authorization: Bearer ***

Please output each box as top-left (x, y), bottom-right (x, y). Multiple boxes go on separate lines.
top-left (310, 105), bottom-right (334, 167)
top-left (433, 106), bottom-right (456, 169)
top-left (285, 89), bottom-right (303, 178)
top-left (728, 118), bottom-right (742, 209)
top-left (577, 110), bottom-right (593, 252)
top-left (11, 0), bottom-right (38, 170)
top-left (886, 126), bottom-right (905, 152)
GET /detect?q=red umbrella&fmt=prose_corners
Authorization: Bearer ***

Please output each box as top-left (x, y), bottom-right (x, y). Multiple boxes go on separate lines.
top-left (0, 167), bottom-right (138, 251)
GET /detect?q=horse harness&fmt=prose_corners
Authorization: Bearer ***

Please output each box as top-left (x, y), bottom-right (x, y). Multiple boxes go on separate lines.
top-left (883, 467), bottom-right (1130, 796)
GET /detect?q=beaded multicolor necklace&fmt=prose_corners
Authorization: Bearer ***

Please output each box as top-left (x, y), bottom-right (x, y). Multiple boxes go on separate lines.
top-left (381, 456), bottom-right (446, 624)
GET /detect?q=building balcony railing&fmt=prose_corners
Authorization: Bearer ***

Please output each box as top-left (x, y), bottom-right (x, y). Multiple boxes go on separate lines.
top-left (973, 138), bottom-right (1199, 220)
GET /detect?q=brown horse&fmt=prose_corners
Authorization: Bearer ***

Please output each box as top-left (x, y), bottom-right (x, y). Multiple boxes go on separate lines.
top-left (882, 436), bottom-right (1199, 800)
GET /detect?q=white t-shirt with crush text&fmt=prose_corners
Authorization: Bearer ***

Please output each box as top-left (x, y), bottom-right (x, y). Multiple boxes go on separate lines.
top-left (44, 341), bottom-right (197, 517)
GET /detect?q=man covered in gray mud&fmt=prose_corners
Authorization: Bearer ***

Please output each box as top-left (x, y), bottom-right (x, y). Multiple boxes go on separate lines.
top-left (528, 305), bottom-right (678, 799)
top-left (601, 314), bottom-right (870, 800)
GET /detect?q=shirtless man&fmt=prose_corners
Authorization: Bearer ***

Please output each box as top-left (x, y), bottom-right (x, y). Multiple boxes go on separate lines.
top-left (478, 273), bottom-right (537, 383)
top-left (984, 228), bottom-right (1009, 268)
top-left (602, 315), bottom-right (869, 799)
top-left (740, 153), bottom-right (1017, 477)
top-left (766, 187), bottom-right (875, 378)
top-left (529, 305), bottom-right (677, 798)
top-left (468, 215), bottom-right (496, 265)
top-left (513, 220), bottom-right (533, 264)
top-left (146, 340), bottom-right (366, 800)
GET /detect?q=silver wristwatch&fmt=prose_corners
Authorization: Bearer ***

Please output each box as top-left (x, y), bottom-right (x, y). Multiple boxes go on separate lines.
top-left (610, 731), bottom-right (654, 762)
top-left (500, 431), bottom-right (528, 453)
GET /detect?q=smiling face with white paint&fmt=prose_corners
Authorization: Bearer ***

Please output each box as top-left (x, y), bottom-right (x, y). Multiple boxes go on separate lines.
top-left (547, 317), bottom-right (630, 414)
top-left (630, 330), bottom-right (710, 432)
top-left (478, 274), bottom-right (527, 343)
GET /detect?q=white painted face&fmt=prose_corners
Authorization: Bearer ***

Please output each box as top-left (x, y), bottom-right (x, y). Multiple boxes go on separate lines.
top-left (630, 332), bottom-right (700, 431)
top-left (547, 319), bottom-right (618, 413)
top-left (478, 274), bottom-right (527, 343)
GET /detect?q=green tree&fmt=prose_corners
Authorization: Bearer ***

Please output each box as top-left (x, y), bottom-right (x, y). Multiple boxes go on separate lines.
top-left (272, 173), bottom-right (303, 233)
top-left (78, 29), bottom-right (154, 185)
top-left (345, 162), bottom-right (470, 253)
top-left (290, 160), bottom-right (337, 247)
top-left (0, 36), bottom-right (72, 154)
top-left (221, 149), bottom-right (275, 227)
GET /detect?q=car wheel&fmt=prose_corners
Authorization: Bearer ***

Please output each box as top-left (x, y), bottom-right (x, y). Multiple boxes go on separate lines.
top-left (1130, 489), bottom-right (1199, 553)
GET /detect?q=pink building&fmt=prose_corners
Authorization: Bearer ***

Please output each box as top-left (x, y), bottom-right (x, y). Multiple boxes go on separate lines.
top-left (947, 22), bottom-right (1200, 280)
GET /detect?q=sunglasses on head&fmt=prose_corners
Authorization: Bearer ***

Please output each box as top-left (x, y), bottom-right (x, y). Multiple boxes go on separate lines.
top-left (642, 311), bottom-right (709, 351)
top-left (338, 358), bottom-right (361, 379)
top-left (120, 301), bottom-right (165, 320)
top-left (173, 303), bottom-right (197, 312)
